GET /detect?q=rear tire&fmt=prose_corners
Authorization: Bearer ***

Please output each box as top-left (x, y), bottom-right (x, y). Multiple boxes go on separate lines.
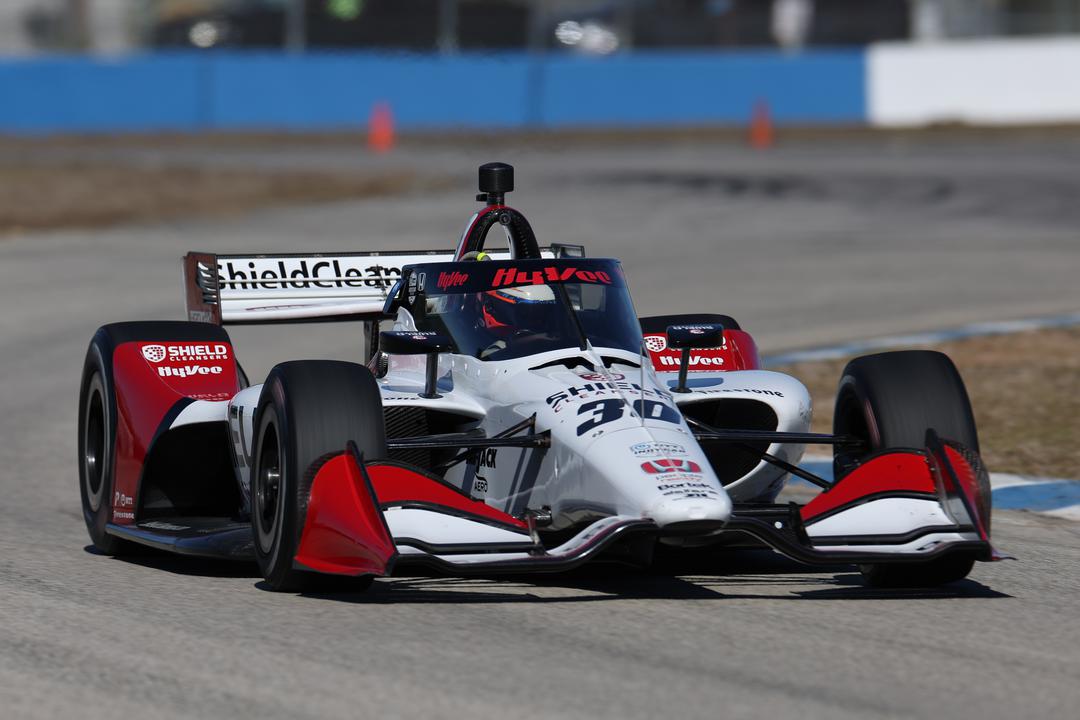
top-left (832, 350), bottom-right (984, 588)
top-left (251, 361), bottom-right (387, 592)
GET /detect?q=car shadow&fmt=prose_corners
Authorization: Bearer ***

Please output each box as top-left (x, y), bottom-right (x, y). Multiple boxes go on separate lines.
top-left (89, 544), bottom-right (1009, 602)
top-left (292, 549), bottom-right (1011, 604)
top-left (87, 544), bottom-right (261, 579)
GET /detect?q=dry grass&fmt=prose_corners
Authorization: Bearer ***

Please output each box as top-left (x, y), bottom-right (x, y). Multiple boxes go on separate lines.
top-left (0, 161), bottom-right (434, 235)
top-left (772, 327), bottom-right (1080, 478)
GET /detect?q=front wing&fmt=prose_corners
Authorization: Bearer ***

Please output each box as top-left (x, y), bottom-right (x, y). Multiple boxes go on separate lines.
top-left (288, 439), bottom-right (1000, 576)
top-left (107, 437), bottom-right (1000, 574)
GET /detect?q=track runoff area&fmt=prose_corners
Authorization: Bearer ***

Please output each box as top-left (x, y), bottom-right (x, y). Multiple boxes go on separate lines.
top-left (769, 313), bottom-right (1080, 521)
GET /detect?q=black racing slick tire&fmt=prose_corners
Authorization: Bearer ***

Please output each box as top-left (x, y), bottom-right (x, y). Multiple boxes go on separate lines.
top-left (832, 350), bottom-right (985, 588)
top-left (78, 333), bottom-right (135, 555)
top-left (251, 361), bottom-right (387, 592)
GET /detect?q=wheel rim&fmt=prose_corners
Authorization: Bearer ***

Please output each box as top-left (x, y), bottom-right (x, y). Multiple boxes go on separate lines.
top-left (83, 380), bottom-right (106, 513)
top-left (254, 421), bottom-right (282, 555)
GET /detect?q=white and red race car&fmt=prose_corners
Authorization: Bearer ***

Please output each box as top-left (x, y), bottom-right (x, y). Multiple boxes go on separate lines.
top-left (78, 163), bottom-right (1000, 591)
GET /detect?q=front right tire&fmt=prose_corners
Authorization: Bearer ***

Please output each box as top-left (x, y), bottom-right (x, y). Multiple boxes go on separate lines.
top-left (832, 350), bottom-right (986, 588)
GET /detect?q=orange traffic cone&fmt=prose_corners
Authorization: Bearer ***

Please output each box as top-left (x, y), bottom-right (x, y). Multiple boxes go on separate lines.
top-left (749, 99), bottom-right (774, 150)
top-left (368, 101), bottom-right (395, 154)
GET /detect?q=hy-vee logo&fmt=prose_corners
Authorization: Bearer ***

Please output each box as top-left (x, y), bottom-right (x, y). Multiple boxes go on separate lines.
top-left (493, 266), bottom-right (612, 287)
top-left (658, 354), bottom-right (725, 368)
top-left (437, 271), bottom-right (469, 291)
top-left (158, 365), bottom-right (224, 379)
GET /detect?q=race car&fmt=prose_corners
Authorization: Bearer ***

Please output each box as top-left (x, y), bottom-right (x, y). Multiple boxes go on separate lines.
top-left (78, 162), bottom-right (1001, 592)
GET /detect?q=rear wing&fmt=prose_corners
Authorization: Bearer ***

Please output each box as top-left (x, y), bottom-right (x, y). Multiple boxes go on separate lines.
top-left (183, 246), bottom-right (583, 325)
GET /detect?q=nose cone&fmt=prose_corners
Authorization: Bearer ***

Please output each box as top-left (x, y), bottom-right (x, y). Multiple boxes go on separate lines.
top-left (583, 427), bottom-right (733, 529)
top-left (648, 493), bottom-right (733, 529)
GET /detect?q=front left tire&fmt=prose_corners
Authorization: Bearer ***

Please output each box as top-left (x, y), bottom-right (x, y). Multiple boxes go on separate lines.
top-left (78, 334), bottom-right (135, 555)
top-left (251, 360), bottom-right (387, 592)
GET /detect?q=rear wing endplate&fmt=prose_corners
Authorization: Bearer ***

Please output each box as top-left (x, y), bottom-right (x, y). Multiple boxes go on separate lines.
top-left (183, 245), bottom-right (583, 325)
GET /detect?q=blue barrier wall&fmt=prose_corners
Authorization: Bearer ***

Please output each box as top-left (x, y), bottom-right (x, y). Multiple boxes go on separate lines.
top-left (0, 50), bottom-right (865, 134)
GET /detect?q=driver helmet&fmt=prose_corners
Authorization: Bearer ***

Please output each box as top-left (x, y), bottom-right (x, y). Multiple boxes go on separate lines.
top-left (482, 284), bottom-right (557, 334)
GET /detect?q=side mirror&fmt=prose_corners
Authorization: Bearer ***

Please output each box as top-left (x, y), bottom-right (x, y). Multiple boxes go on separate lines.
top-left (665, 324), bottom-right (725, 394)
top-left (666, 324), bottom-right (724, 350)
top-left (379, 331), bottom-right (453, 399)
top-left (379, 330), bottom-right (452, 355)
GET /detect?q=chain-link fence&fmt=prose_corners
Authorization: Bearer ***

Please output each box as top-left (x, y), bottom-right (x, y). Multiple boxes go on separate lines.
top-left (4, 0), bottom-right (1080, 55)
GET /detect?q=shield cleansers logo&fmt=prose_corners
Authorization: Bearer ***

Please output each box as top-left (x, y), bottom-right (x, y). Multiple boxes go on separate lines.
top-left (644, 335), bottom-right (667, 353)
top-left (141, 344), bottom-right (167, 363)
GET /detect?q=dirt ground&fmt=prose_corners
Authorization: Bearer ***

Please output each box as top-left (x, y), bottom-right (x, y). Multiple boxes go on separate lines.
top-left (772, 326), bottom-right (1080, 478)
top-left (0, 160), bottom-right (433, 234)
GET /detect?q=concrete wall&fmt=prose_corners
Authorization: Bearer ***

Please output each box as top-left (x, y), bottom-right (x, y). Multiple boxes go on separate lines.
top-left (868, 37), bottom-right (1080, 126)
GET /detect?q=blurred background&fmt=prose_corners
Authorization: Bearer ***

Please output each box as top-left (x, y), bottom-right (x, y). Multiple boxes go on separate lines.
top-left (6, 1), bottom-right (1080, 55)
top-left (2, 0), bottom-right (1080, 354)
top-left (2, 1), bottom-right (1080, 132)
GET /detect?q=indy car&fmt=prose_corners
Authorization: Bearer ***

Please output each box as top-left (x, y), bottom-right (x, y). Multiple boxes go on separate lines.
top-left (78, 163), bottom-right (1001, 592)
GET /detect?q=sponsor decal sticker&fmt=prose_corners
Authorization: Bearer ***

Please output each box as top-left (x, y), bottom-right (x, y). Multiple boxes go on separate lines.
top-left (141, 345), bottom-right (167, 363)
top-left (577, 372), bottom-right (625, 382)
top-left (218, 259), bottom-right (401, 291)
top-left (492, 266), bottom-right (612, 287)
top-left (157, 365), bottom-right (224, 379)
top-left (140, 342), bottom-right (234, 385)
top-left (630, 441), bottom-right (687, 457)
top-left (141, 343), bottom-right (230, 363)
top-left (658, 354), bottom-right (724, 368)
top-left (141, 520), bottom-right (190, 531)
top-left (476, 448), bottom-right (497, 470)
top-left (695, 388), bottom-right (785, 397)
top-left (644, 335), bottom-right (667, 353)
top-left (546, 380), bottom-right (672, 413)
top-left (437, 270), bottom-right (469, 291)
top-left (645, 332), bottom-right (736, 373)
top-left (641, 459), bottom-right (702, 474)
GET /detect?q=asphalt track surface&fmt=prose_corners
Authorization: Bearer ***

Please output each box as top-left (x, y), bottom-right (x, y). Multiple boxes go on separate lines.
top-left (2, 135), bottom-right (1080, 718)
